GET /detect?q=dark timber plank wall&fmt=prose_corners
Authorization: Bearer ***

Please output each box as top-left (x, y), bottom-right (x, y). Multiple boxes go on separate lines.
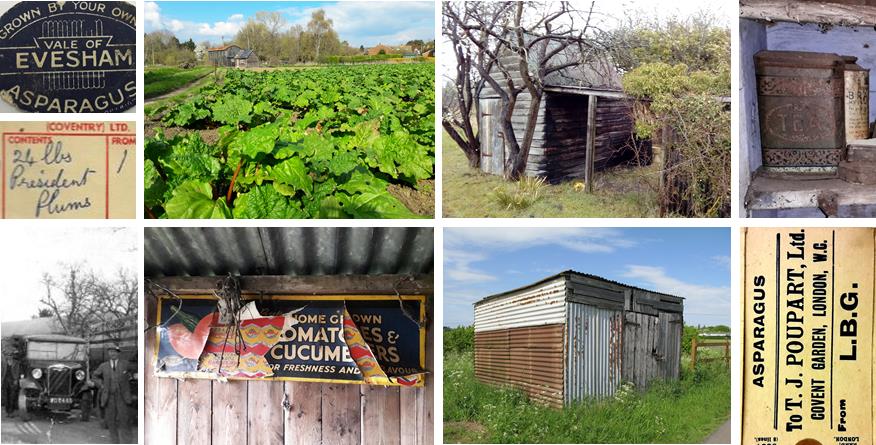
top-left (144, 275), bottom-right (434, 445)
top-left (473, 324), bottom-right (565, 408)
top-left (480, 91), bottom-right (648, 182)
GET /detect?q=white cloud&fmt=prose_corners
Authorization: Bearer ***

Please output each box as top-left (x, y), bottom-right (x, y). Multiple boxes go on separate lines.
top-left (284, 1), bottom-right (434, 45)
top-left (197, 16), bottom-right (245, 37)
top-left (711, 255), bottom-right (730, 268)
top-left (445, 227), bottom-right (636, 253)
top-left (168, 19), bottom-right (185, 33)
top-left (444, 249), bottom-right (496, 284)
top-left (144, 1), bottom-right (161, 28)
top-left (146, 10), bottom-right (245, 42)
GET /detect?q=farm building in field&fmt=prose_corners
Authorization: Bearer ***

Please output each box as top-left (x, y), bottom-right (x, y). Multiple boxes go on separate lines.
top-left (473, 270), bottom-right (683, 407)
top-left (233, 49), bottom-right (260, 68)
top-left (478, 39), bottom-right (650, 182)
top-left (367, 44), bottom-right (414, 56)
top-left (144, 227), bottom-right (434, 445)
top-left (207, 44), bottom-right (259, 68)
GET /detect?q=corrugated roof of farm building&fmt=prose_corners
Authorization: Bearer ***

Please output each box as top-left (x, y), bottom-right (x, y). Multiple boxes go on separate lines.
top-left (145, 227), bottom-right (433, 277)
top-left (473, 270), bottom-right (684, 305)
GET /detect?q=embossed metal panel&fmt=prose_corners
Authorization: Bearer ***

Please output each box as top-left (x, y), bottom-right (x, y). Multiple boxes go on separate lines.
top-left (755, 50), bottom-right (845, 170)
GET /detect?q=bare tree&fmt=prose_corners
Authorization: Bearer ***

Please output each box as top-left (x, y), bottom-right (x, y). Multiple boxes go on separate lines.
top-left (444, 1), bottom-right (607, 179)
top-left (442, 2), bottom-right (487, 168)
top-left (40, 264), bottom-right (138, 339)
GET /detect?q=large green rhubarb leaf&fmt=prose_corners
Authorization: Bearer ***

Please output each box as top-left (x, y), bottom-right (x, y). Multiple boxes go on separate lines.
top-left (165, 181), bottom-right (230, 219)
top-left (232, 184), bottom-right (306, 219)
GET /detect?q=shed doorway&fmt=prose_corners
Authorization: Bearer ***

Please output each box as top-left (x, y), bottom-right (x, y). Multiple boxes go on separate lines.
top-left (479, 98), bottom-right (506, 175)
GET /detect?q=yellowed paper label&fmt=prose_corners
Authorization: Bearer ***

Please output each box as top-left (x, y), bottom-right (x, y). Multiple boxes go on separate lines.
top-left (845, 71), bottom-right (870, 141)
top-left (743, 228), bottom-right (873, 445)
top-left (1, 121), bottom-right (135, 218)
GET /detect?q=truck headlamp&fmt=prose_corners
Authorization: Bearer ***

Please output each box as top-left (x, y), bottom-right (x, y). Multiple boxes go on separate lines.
top-left (31, 368), bottom-right (42, 379)
top-left (75, 370), bottom-right (85, 380)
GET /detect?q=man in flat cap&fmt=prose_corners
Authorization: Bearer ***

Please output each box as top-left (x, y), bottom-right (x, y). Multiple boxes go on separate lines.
top-left (92, 345), bottom-right (132, 443)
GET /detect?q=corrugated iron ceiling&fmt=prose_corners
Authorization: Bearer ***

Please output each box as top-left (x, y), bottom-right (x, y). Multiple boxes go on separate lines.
top-left (145, 227), bottom-right (433, 277)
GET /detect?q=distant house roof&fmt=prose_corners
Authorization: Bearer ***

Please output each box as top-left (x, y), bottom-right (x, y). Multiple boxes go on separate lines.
top-left (234, 49), bottom-right (255, 59)
top-left (207, 44), bottom-right (239, 52)
top-left (1, 317), bottom-right (63, 337)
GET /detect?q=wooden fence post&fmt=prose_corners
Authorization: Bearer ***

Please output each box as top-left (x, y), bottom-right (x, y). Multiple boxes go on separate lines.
top-left (690, 336), bottom-right (698, 370)
top-left (584, 95), bottom-right (598, 193)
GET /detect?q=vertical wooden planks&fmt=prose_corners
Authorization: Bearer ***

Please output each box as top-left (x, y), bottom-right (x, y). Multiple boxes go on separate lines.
top-left (156, 375), bottom-right (179, 444)
top-left (212, 381), bottom-right (248, 445)
top-left (399, 387), bottom-right (423, 445)
top-left (284, 382), bottom-right (323, 445)
top-left (422, 299), bottom-right (434, 445)
top-left (247, 380), bottom-right (285, 445)
top-left (322, 384), bottom-right (361, 445)
top-left (584, 95), bottom-right (598, 192)
top-left (149, 291), bottom-right (178, 445)
top-left (143, 290), bottom-right (160, 445)
top-left (362, 386), bottom-right (401, 445)
top-left (177, 380), bottom-right (212, 444)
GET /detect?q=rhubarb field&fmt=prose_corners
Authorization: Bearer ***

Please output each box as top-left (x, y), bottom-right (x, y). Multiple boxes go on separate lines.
top-left (145, 63), bottom-right (434, 219)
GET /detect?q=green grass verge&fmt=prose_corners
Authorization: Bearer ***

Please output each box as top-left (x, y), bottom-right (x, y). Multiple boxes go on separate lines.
top-left (444, 350), bottom-right (730, 444)
top-left (144, 66), bottom-right (214, 99)
top-left (442, 132), bottom-right (662, 217)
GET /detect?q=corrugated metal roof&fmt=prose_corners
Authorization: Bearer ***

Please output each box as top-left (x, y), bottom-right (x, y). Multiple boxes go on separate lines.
top-left (474, 270), bottom-right (684, 305)
top-left (145, 227), bottom-right (433, 277)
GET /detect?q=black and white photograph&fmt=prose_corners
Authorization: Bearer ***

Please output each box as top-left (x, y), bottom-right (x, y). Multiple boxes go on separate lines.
top-left (0, 227), bottom-right (138, 444)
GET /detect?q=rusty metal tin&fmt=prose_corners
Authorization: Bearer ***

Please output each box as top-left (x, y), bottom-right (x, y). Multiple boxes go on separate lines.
top-left (843, 56), bottom-right (870, 142)
top-left (756, 50), bottom-right (845, 172)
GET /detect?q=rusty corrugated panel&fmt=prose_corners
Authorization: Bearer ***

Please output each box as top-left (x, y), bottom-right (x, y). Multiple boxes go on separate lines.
top-left (474, 324), bottom-right (565, 407)
top-left (755, 50), bottom-right (845, 171)
top-left (144, 227), bottom-right (433, 277)
top-left (473, 277), bottom-right (566, 332)
top-left (564, 303), bottom-right (623, 404)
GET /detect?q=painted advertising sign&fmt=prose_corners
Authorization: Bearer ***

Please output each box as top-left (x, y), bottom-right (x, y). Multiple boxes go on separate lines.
top-left (154, 295), bottom-right (427, 386)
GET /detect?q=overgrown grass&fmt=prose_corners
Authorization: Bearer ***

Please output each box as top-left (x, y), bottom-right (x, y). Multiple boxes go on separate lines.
top-left (144, 66), bottom-right (214, 99)
top-left (442, 133), bottom-right (662, 217)
top-left (444, 350), bottom-right (730, 444)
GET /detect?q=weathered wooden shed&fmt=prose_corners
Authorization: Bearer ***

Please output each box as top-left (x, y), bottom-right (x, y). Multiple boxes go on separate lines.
top-left (478, 41), bottom-right (649, 182)
top-left (233, 49), bottom-right (260, 69)
top-left (144, 227), bottom-right (433, 445)
top-left (473, 270), bottom-right (683, 408)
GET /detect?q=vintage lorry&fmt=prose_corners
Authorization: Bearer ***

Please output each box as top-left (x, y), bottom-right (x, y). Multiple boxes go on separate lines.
top-left (3, 334), bottom-right (95, 419)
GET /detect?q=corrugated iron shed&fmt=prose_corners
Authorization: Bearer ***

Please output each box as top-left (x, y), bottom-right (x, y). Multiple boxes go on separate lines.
top-left (473, 270), bottom-right (684, 407)
top-left (144, 227), bottom-right (433, 277)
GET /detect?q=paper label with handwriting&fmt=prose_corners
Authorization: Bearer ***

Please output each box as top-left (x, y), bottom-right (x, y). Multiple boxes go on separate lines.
top-left (1, 121), bottom-right (134, 218)
top-left (742, 228), bottom-right (873, 445)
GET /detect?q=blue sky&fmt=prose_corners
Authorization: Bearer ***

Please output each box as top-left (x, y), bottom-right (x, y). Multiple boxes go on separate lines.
top-left (145, 1), bottom-right (435, 46)
top-left (444, 228), bottom-right (730, 328)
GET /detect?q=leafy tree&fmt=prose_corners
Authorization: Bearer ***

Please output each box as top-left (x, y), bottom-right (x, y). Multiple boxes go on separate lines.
top-left (444, 326), bottom-right (474, 353)
top-left (621, 12), bottom-right (730, 217)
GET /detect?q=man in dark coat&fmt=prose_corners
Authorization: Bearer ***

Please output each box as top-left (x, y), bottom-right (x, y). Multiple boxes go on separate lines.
top-left (1, 346), bottom-right (21, 415)
top-left (92, 345), bottom-right (132, 443)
